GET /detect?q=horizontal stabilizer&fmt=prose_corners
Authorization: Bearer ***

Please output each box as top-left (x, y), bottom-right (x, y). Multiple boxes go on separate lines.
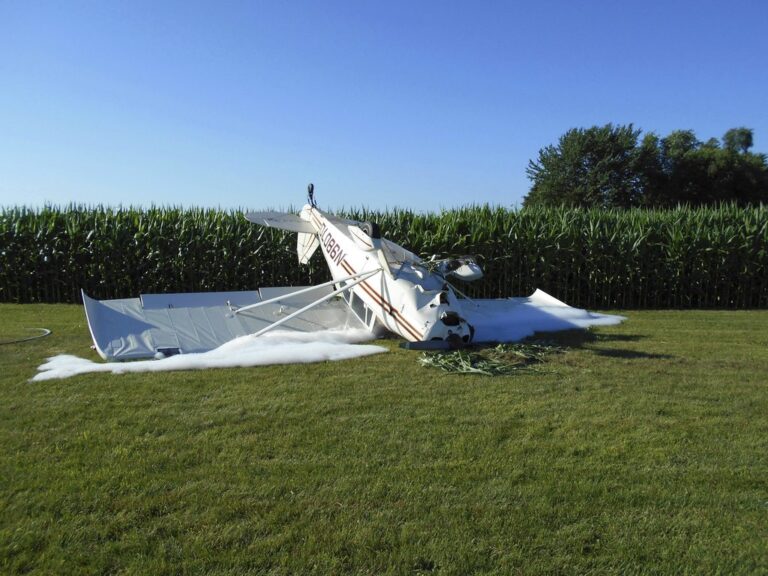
top-left (245, 211), bottom-right (316, 233)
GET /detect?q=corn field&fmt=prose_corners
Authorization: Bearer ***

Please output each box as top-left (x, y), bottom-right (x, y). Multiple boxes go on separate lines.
top-left (2, 205), bottom-right (767, 308)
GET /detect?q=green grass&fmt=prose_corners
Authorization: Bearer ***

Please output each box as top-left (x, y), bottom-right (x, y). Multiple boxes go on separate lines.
top-left (1, 305), bottom-right (767, 575)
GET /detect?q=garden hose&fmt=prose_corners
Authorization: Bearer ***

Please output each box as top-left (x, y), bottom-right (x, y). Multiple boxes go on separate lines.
top-left (0, 328), bottom-right (52, 345)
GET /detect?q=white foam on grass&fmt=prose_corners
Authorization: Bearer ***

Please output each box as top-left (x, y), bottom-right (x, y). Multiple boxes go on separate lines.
top-left (465, 290), bottom-right (626, 343)
top-left (33, 328), bottom-right (387, 381)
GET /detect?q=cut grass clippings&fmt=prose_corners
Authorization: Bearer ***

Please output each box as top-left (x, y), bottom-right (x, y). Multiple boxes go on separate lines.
top-left (419, 342), bottom-right (564, 376)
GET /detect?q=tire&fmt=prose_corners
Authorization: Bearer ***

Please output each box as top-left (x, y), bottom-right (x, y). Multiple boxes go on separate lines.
top-left (360, 221), bottom-right (381, 239)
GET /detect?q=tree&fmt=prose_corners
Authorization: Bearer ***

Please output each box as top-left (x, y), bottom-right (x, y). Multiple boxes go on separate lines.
top-left (659, 129), bottom-right (767, 205)
top-left (723, 127), bottom-right (753, 154)
top-left (634, 133), bottom-right (666, 206)
top-left (658, 130), bottom-right (707, 205)
top-left (524, 124), bottom-right (645, 208)
top-left (524, 125), bottom-right (768, 207)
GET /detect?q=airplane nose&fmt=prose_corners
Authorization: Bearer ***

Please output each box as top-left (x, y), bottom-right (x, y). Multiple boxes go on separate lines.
top-left (440, 311), bottom-right (462, 326)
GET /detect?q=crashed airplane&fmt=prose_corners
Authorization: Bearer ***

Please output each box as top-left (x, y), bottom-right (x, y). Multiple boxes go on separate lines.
top-left (83, 185), bottom-right (624, 361)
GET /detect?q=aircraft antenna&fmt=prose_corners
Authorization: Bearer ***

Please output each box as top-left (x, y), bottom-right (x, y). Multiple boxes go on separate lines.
top-left (307, 183), bottom-right (316, 207)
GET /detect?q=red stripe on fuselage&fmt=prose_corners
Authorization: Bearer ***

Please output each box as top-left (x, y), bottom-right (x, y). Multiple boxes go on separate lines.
top-left (339, 260), bottom-right (423, 341)
top-left (312, 209), bottom-right (424, 341)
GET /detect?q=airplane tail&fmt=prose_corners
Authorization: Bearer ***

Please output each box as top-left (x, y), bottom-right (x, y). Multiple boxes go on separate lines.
top-left (297, 232), bottom-right (320, 264)
top-left (244, 210), bottom-right (321, 264)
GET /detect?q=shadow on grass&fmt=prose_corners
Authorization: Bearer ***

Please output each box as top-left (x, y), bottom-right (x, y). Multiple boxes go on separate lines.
top-left (479, 329), bottom-right (672, 360)
top-left (591, 348), bottom-right (674, 360)
top-left (590, 332), bottom-right (646, 343)
top-left (528, 329), bottom-right (675, 359)
top-left (417, 328), bottom-right (672, 376)
top-left (534, 329), bottom-right (645, 346)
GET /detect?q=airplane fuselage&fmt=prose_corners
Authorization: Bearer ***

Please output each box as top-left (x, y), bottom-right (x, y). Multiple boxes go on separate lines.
top-left (303, 205), bottom-right (473, 345)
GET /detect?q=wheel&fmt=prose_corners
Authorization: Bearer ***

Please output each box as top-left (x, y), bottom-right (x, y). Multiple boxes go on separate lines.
top-left (360, 221), bottom-right (381, 239)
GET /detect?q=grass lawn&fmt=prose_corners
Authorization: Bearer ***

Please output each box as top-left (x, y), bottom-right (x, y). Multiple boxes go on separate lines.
top-left (1, 304), bottom-right (767, 575)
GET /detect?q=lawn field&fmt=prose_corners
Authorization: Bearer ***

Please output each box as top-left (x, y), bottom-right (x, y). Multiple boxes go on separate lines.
top-left (1, 305), bottom-right (767, 575)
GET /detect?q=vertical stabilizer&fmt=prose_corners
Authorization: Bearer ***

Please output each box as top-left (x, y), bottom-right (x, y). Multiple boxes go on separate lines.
top-left (297, 232), bottom-right (320, 264)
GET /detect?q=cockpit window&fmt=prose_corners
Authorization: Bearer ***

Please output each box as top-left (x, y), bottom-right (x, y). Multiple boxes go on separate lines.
top-left (380, 239), bottom-right (420, 274)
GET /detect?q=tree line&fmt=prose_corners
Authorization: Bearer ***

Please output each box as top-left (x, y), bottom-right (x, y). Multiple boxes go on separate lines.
top-left (524, 125), bottom-right (768, 207)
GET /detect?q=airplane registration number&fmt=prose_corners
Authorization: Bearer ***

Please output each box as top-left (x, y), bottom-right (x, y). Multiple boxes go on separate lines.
top-left (320, 224), bottom-right (346, 266)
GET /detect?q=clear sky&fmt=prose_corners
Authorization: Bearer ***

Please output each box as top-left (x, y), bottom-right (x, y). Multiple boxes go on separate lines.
top-left (1, 0), bottom-right (767, 212)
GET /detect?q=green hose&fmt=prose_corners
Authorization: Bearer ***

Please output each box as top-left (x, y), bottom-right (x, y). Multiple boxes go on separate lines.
top-left (0, 328), bottom-right (52, 345)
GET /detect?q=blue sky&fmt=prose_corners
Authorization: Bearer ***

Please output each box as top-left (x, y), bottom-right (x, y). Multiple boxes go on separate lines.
top-left (1, 1), bottom-right (767, 212)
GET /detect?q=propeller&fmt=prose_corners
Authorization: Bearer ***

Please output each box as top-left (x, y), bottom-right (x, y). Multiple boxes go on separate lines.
top-left (307, 183), bottom-right (316, 207)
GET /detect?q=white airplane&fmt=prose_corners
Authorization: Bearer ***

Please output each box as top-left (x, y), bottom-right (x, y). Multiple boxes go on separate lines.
top-left (83, 185), bottom-right (623, 361)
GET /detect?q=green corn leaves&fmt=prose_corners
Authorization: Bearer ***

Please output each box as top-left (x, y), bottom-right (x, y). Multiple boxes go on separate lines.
top-left (1, 204), bottom-right (767, 308)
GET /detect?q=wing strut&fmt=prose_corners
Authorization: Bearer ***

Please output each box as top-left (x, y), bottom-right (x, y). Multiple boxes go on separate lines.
top-left (445, 280), bottom-right (476, 304)
top-left (234, 270), bottom-right (379, 316)
top-left (246, 269), bottom-right (382, 338)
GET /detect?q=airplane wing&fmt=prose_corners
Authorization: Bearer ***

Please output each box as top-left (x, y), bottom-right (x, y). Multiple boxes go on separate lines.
top-left (461, 289), bottom-right (625, 343)
top-left (83, 288), bottom-right (364, 361)
top-left (244, 211), bottom-right (316, 233)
